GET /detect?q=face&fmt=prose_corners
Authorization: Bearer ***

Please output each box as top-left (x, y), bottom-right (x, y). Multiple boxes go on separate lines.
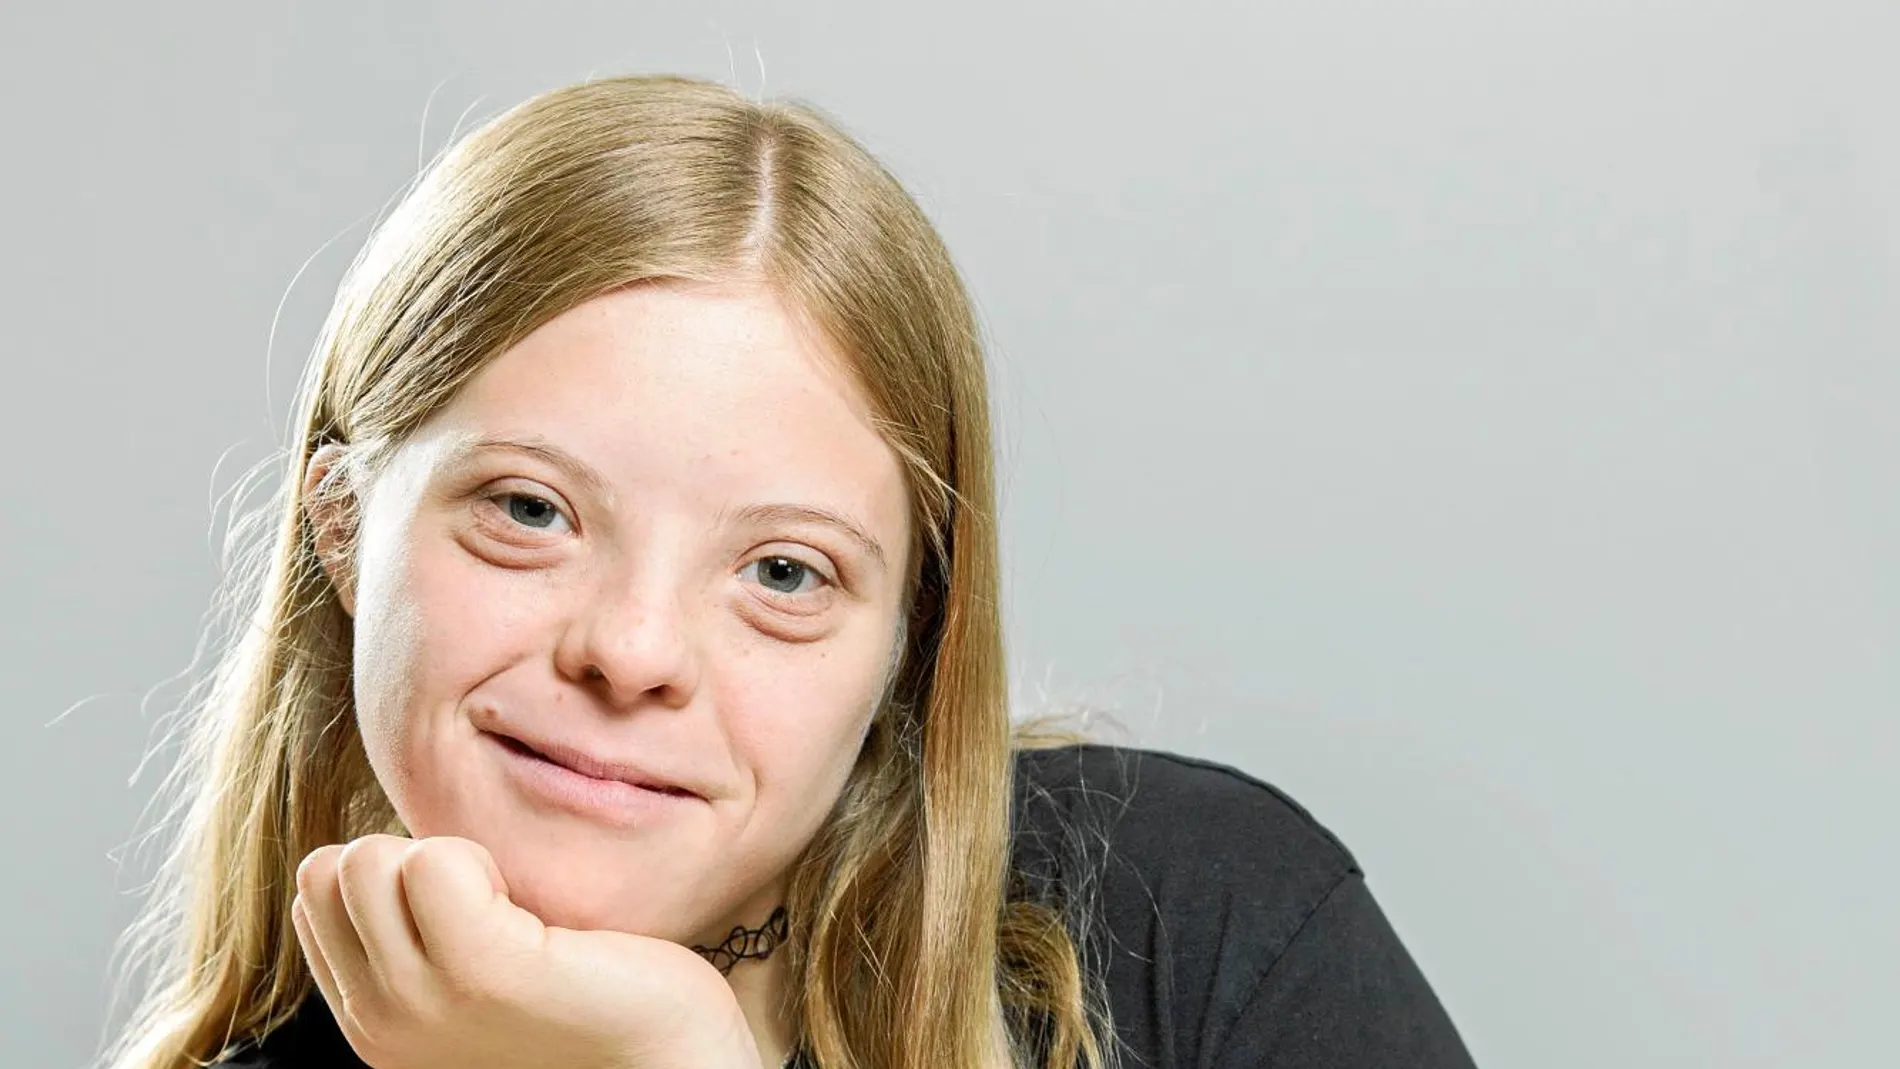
top-left (312, 280), bottom-right (912, 947)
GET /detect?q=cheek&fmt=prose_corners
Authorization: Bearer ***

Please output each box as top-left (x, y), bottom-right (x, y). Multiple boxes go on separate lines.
top-left (347, 523), bottom-right (425, 771)
top-left (348, 523), bottom-right (554, 811)
top-left (721, 637), bottom-right (889, 822)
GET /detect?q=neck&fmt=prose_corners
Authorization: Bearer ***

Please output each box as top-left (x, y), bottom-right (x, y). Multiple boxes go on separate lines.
top-left (723, 944), bottom-right (795, 1067)
top-left (693, 893), bottom-right (798, 1067)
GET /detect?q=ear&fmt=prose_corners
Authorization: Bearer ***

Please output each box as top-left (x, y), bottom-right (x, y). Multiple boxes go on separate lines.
top-left (302, 442), bottom-right (360, 619)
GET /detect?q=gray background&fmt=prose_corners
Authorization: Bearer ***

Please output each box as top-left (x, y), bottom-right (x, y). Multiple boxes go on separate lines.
top-left (3, 1), bottom-right (1894, 1066)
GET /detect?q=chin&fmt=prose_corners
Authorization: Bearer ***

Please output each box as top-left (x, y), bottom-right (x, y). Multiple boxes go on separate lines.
top-left (512, 881), bottom-right (658, 935)
top-left (490, 839), bottom-right (698, 940)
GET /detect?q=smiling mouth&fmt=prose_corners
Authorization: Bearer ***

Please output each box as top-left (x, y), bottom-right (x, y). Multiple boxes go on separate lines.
top-left (488, 733), bottom-right (701, 799)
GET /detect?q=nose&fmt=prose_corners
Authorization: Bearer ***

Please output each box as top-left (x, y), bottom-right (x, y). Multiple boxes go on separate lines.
top-left (554, 561), bottom-right (701, 711)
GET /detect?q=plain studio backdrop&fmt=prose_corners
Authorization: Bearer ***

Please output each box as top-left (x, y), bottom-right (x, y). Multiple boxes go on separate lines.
top-left (3, 2), bottom-right (1894, 1066)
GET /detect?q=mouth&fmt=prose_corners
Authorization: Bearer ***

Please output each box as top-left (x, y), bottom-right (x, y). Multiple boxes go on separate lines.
top-left (486, 731), bottom-right (703, 800)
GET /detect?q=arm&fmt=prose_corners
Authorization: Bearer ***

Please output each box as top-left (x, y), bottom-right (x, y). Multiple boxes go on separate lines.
top-left (1212, 874), bottom-right (1477, 1069)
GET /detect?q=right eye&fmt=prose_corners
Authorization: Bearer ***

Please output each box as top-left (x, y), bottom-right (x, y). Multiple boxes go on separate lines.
top-left (488, 491), bottom-right (574, 534)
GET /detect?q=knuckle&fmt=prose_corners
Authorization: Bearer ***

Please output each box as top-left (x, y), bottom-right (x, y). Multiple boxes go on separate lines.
top-left (295, 844), bottom-right (340, 897)
top-left (335, 835), bottom-right (402, 886)
top-left (397, 836), bottom-right (448, 876)
top-left (397, 835), bottom-right (471, 890)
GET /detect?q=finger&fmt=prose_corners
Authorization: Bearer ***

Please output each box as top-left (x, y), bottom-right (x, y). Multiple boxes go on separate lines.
top-left (399, 837), bottom-right (529, 969)
top-left (336, 835), bottom-right (429, 990)
top-left (291, 894), bottom-right (343, 1016)
top-left (296, 844), bottom-right (373, 1002)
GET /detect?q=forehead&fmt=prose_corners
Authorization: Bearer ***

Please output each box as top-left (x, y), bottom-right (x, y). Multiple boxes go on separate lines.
top-left (415, 280), bottom-right (906, 518)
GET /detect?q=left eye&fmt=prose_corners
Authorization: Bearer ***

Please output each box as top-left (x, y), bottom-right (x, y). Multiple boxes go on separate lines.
top-left (743, 555), bottom-right (826, 595)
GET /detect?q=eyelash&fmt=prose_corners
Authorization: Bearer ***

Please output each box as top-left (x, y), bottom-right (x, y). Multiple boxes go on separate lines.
top-left (482, 491), bottom-right (836, 597)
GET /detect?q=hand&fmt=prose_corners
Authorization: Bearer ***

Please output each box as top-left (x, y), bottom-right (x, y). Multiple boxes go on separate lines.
top-left (290, 834), bottom-right (763, 1069)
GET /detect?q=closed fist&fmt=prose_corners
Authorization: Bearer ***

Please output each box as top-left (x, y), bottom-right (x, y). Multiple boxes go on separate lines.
top-left (290, 834), bottom-right (762, 1069)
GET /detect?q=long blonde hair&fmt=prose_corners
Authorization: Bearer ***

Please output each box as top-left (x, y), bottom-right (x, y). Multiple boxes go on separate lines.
top-left (100, 75), bottom-right (1109, 1069)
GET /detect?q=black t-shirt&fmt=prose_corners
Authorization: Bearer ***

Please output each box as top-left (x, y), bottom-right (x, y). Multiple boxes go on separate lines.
top-left (219, 744), bottom-right (1475, 1068)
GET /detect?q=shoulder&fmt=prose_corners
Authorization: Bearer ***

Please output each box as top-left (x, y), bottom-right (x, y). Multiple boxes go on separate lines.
top-left (1010, 742), bottom-right (1360, 894)
top-left (1009, 744), bottom-right (1366, 1058)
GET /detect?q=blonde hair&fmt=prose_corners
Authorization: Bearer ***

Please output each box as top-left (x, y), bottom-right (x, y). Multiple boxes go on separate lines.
top-left (100, 75), bottom-right (1111, 1069)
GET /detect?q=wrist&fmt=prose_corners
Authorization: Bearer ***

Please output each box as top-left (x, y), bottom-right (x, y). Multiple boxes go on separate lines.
top-left (629, 1007), bottom-right (765, 1069)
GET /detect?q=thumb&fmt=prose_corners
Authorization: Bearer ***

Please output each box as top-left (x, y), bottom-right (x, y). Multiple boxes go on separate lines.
top-left (466, 836), bottom-right (509, 897)
top-left (399, 836), bottom-right (539, 967)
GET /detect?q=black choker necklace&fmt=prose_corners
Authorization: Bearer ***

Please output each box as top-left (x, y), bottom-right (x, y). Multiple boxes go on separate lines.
top-left (691, 905), bottom-right (789, 975)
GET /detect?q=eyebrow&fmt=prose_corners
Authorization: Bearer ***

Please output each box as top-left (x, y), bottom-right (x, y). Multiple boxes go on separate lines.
top-left (443, 433), bottom-right (889, 570)
top-left (442, 433), bottom-right (615, 504)
top-left (722, 502), bottom-right (889, 571)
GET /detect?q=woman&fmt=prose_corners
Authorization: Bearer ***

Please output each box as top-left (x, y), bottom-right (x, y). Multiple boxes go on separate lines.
top-left (102, 74), bottom-right (1475, 1069)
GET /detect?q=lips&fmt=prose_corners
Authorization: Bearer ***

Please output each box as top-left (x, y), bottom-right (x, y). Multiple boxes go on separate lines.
top-left (486, 731), bottom-right (703, 799)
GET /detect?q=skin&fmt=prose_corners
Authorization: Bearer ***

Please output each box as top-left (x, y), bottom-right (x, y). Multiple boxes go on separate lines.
top-left (301, 279), bottom-right (914, 1067)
